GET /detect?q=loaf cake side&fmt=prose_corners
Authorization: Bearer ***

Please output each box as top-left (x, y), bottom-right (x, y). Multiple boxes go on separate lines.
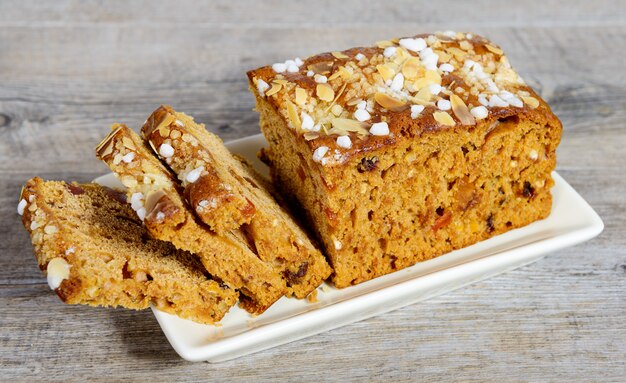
top-left (141, 106), bottom-right (332, 298)
top-left (96, 124), bottom-right (287, 314)
top-left (19, 178), bottom-right (238, 324)
top-left (247, 32), bottom-right (562, 287)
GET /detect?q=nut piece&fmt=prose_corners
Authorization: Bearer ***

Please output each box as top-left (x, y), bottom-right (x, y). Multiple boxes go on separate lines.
top-left (295, 87), bottom-right (308, 105)
top-left (433, 111), bottom-right (456, 127)
top-left (46, 257), bottom-right (71, 290)
top-left (450, 94), bottom-right (475, 125)
top-left (374, 92), bottom-right (406, 110)
top-left (286, 100), bottom-right (301, 129)
top-left (316, 83), bottom-right (335, 102)
top-left (522, 96), bottom-right (540, 109)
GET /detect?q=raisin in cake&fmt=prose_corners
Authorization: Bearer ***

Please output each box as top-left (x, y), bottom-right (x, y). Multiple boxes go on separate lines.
top-left (96, 124), bottom-right (287, 314)
top-left (247, 32), bottom-right (562, 287)
top-left (141, 105), bottom-right (332, 298)
top-left (18, 178), bottom-right (237, 324)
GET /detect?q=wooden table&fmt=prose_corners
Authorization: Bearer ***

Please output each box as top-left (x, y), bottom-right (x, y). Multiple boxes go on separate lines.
top-left (2, 1), bottom-right (624, 381)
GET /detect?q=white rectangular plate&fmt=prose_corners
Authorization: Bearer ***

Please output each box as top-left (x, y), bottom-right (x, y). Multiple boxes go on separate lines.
top-left (95, 133), bottom-right (603, 363)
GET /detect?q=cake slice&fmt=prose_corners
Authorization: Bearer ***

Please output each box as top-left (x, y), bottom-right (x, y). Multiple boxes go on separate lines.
top-left (96, 124), bottom-right (286, 314)
top-left (141, 105), bottom-right (332, 298)
top-left (247, 32), bottom-right (562, 287)
top-left (18, 178), bottom-right (238, 324)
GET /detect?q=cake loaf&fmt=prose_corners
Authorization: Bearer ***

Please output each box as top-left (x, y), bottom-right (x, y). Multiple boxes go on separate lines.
top-left (247, 32), bottom-right (562, 287)
top-left (96, 124), bottom-right (287, 314)
top-left (18, 178), bottom-right (238, 324)
top-left (141, 105), bottom-right (332, 299)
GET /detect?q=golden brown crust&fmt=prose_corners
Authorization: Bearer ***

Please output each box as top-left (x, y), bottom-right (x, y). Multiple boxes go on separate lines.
top-left (141, 105), bottom-right (332, 298)
top-left (96, 124), bottom-right (287, 314)
top-left (247, 32), bottom-right (561, 167)
top-left (19, 178), bottom-right (238, 324)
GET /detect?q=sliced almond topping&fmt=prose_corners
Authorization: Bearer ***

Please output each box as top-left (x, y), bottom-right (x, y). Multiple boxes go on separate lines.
top-left (435, 50), bottom-right (452, 62)
top-left (459, 40), bottom-right (473, 51)
top-left (329, 118), bottom-right (369, 136)
top-left (376, 64), bottom-right (395, 81)
top-left (433, 111), bottom-right (456, 127)
top-left (273, 79), bottom-right (289, 85)
top-left (485, 44), bottom-right (503, 55)
top-left (401, 57), bottom-right (421, 79)
top-left (424, 70), bottom-right (442, 85)
top-left (286, 100), bottom-right (301, 129)
top-left (376, 40), bottom-right (394, 48)
top-left (414, 87), bottom-right (432, 103)
top-left (446, 47), bottom-right (467, 61)
top-left (328, 66), bottom-right (352, 81)
top-left (374, 92), bottom-right (406, 110)
top-left (522, 96), bottom-right (540, 109)
top-left (331, 51), bottom-right (349, 59)
top-left (450, 94), bottom-right (475, 125)
top-left (122, 136), bottom-right (136, 150)
top-left (265, 82), bottom-right (283, 97)
top-left (316, 83), bottom-right (335, 102)
top-left (295, 87), bottom-right (308, 105)
top-left (303, 132), bottom-right (320, 141)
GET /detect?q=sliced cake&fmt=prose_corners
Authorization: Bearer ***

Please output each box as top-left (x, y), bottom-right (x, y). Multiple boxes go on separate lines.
top-left (96, 124), bottom-right (287, 314)
top-left (18, 178), bottom-right (238, 324)
top-left (141, 105), bottom-right (332, 298)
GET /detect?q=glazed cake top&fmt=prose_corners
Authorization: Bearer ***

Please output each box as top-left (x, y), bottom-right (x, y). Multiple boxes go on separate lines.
top-left (247, 31), bottom-right (558, 167)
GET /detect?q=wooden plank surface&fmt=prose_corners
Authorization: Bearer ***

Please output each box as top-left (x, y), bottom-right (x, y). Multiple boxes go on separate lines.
top-left (1, 1), bottom-right (624, 381)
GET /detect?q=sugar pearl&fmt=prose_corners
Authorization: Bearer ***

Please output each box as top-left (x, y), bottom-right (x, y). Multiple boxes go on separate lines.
top-left (439, 63), bottom-right (454, 72)
top-left (336, 136), bottom-right (352, 149)
top-left (301, 112), bottom-right (315, 130)
top-left (312, 146), bottom-right (329, 162)
top-left (437, 99), bottom-right (451, 111)
top-left (399, 38), bottom-right (427, 52)
top-left (272, 63), bottom-right (287, 73)
top-left (186, 166), bottom-right (204, 183)
top-left (383, 46), bottom-right (397, 57)
top-left (256, 79), bottom-right (269, 96)
top-left (369, 122), bottom-right (389, 136)
top-left (410, 105), bottom-right (425, 119)
top-left (354, 108), bottom-right (371, 122)
top-left (158, 143), bottom-right (174, 158)
top-left (470, 106), bottom-right (488, 119)
top-left (17, 199), bottom-right (27, 215)
top-left (390, 73), bottom-right (404, 91)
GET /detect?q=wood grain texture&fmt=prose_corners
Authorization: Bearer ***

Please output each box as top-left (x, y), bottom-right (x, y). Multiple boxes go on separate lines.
top-left (1, 1), bottom-right (624, 381)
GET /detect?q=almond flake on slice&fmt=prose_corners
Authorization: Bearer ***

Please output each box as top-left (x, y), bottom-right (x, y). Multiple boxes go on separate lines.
top-left (433, 111), bottom-right (456, 127)
top-left (414, 87), bottom-right (432, 103)
top-left (374, 92), bottom-right (406, 110)
top-left (376, 40), bottom-right (394, 48)
top-left (265, 82), bottom-right (283, 97)
top-left (401, 57), bottom-right (421, 79)
top-left (122, 136), bottom-right (136, 150)
top-left (295, 87), bottom-right (308, 105)
top-left (485, 44), bottom-right (503, 55)
top-left (286, 100), bottom-right (301, 129)
top-left (330, 118), bottom-right (369, 136)
top-left (376, 64), bottom-right (395, 81)
top-left (522, 96), bottom-right (540, 109)
top-left (459, 41), bottom-right (473, 51)
top-left (332, 51), bottom-right (349, 59)
top-left (303, 132), bottom-right (320, 141)
top-left (450, 94), bottom-right (475, 125)
top-left (316, 83), bottom-right (335, 102)
top-left (424, 70), bottom-right (442, 85)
